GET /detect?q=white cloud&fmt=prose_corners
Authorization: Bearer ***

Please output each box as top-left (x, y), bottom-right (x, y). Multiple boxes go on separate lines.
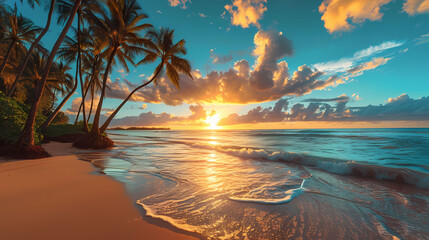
top-left (314, 41), bottom-right (403, 74)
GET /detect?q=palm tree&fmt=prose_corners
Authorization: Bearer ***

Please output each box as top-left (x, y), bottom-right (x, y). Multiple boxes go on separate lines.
top-left (0, 6), bottom-right (41, 75)
top-left (54, 0), bottom-right (102, 131)
top-left (76, 51), bottom-right (104, 123)
top-left (41, 30), bottom-right (84, 130)
top-left (75, 0), bottom-right (152, 149)
top-left (20, 51), bottom-right (73, 114)
top-left (99, 28), bottom-right (192, 133)
top-left (7, 0), bottom-right (55, 97)
top-left (17, 0), bottom-right (81, 154)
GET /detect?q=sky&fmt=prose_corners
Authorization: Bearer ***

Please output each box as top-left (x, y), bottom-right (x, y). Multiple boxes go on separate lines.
top-left (7, 0), bottom-right (429, 129)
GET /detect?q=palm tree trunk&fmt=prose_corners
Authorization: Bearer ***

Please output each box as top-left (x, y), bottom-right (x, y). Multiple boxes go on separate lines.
top-left (74, 61), bottom-right (97, 125)
top-left (77, 9), bottom-right (88, 132)
top-left (45, 89), bottom-right (57, 116)
top-left (73, 53), bottom-right (82, 125)
top-left (7, 0), bottom-right (56, 97)
top-left (91, 47), bottom-right (117, 134)
top-left (99, 63), bottom-right (163, 133)
top-left (88, 88), bottom-right (94, 122)
top-left (41, 59), bottom-right (79, 131)
top-left (73, 102), bottom-right (82, 124)
top-left (18, 0), bottom-right (81, 147)
top-left (0, 41), bottom-right (15, 75)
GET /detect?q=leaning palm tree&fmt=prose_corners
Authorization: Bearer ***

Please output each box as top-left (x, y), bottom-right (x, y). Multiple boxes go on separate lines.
top-left (99, 28), bottom-right (192, 133)
top-left (40, 30), bottom-right (84, 131)
top-left (76, 50), bottom-right (104, 123)
top-left (74, 0), bottom-right (152, 149)
top-left (16, 0), bottom-right (81, 157)
top-left (0, 6), bottom-right (41, 75)
top-left (54, 0), bottom-right (102, 131)
top-left (7, 0), bottom-right (55, 97)
top-left (20, 51), bottom-right (73, 114)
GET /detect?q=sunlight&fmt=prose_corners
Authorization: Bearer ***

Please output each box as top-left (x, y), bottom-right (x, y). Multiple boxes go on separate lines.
top-left (204, 114), bottom-right (221, 129)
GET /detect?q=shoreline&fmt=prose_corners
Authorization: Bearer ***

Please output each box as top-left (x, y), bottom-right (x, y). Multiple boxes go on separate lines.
top-left (0, 142), bottom-right (198, 240)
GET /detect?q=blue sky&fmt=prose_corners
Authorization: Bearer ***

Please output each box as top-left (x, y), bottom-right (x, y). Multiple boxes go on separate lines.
top-left (6, 0), bottom-right (429, 128)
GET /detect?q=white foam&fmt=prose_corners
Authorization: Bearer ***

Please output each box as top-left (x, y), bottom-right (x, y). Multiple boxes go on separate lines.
top-left (136, 200), bottom-right (200, 233)
top-left (228, 179), bottom-right (306, 204)
top-left (201, 145), bottom-right (429, 189)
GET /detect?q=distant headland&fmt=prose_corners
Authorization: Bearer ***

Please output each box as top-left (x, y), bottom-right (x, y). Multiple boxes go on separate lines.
top-left (108, 127), bottom-right (170, 131)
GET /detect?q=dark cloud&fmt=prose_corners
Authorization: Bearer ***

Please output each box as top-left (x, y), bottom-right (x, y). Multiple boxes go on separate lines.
top-left (104, 105), bottom-right (210, 127)
top-left (210, 49), bottom-right (233, 64)
top-left (219, 94), bottom-right (429, 125)
top-left (251, 30), bottom-right (294, 90)
top-left (219, 98), bottom-right (289, 125)
top-left (303, 94), bottom-right (349, 102)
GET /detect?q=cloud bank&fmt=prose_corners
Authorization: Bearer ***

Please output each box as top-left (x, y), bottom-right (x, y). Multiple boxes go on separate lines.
top-left (219, 94), bottom-right (429, 125)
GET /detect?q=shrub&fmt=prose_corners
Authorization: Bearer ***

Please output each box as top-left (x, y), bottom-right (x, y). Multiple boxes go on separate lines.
top-left (0, 91), bottom-right (45, 145)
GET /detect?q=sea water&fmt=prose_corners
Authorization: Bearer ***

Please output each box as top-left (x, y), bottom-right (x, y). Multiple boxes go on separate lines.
top-left (78, 128), bottom-right (429, 239)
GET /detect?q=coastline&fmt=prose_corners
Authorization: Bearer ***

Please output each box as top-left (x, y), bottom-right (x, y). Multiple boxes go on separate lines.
top-left (0, 142), bottom-right (197, 240)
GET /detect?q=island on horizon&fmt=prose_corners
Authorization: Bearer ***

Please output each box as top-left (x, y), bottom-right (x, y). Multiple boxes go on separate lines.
top-left (109, 127), bottom-right (171, 131)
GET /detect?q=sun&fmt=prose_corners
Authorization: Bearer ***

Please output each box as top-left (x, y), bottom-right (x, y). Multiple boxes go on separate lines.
top-left (204, 114), bottom-right (221, 129)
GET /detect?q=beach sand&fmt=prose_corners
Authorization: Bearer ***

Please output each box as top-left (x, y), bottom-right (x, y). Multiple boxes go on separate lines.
top-left (0, 142), bottom-right (197, 240)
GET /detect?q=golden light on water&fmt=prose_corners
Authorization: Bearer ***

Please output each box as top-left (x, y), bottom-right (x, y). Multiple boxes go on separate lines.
top-left (204, 114), bottom-right (221, 129)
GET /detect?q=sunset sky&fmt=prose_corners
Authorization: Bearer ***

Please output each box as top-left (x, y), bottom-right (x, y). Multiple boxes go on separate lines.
top-left (8, 0), bottom-right (429, 129)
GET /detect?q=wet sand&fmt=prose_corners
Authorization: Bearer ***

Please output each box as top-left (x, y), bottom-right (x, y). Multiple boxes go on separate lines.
top-left (0, 142), bottom-right (197, 240)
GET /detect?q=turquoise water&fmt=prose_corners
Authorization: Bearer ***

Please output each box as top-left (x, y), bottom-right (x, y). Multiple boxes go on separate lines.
top-left (79, 128), bottom-right (429, 239)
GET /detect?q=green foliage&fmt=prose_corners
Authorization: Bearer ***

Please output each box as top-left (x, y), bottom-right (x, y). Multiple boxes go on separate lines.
top-left (45, 122), bottom-right (91, 138)
top-left (51, 111), bottom-right (69, 125)
top-left (0, 91), bottom-right (45, 145)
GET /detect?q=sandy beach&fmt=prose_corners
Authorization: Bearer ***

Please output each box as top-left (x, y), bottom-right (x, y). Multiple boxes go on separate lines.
top-left (0, 142), bottom-right (197, 240)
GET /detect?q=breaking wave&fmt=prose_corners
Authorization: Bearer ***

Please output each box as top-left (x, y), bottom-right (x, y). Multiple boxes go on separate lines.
top-left (186, 142), bottom-right (429, 189)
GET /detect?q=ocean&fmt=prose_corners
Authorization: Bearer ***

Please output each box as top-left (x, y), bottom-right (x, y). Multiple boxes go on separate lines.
top-left (78, 128), bottom-right (429, 239)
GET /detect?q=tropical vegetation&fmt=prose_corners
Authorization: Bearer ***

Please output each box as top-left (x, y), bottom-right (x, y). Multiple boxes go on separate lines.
top-left (0, 0), bottom-right (192, 158)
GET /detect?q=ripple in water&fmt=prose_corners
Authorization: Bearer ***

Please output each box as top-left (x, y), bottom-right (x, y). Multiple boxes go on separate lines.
top-left (83, 129), bottom-right (429, 239)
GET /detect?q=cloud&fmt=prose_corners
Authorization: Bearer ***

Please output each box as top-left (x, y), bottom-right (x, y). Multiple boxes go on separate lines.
top-left (219, 98), bottom-right (289, 125)
top-left (251, 30), bottom-right (294, 90)
top-left (314, 41), bottom-right (402, 74)
top-left (120, 29), bottom-right (344, 105)
top-left (346, 57), bottom-right (391, 76)
top-left (65, 95), bottom-right (100, 116)
top-left (105, 78), bottom-right (150, 102)
top-left (210, 49), bottom-right (233, 64)
top-left (353, 41), bottom-right (403, 59)
top-left (139, 104), bottom-right (147, 110)
top-left (219, 94), bottom-right (429, 125)
top-left (403, 0), bottom-right (429, 15)
top-left (225, 0), bottom-right (267, 28)
top-left (319, 0), bottom-right (392, 33)
top-left (168, 0), bottom-right (191, 9)
top-left (106, 105), bottom-right (211, 127)
top-left (415, 33), bottom-right (429, 45)
top-left (303, 94), bottom-right (349, 102)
